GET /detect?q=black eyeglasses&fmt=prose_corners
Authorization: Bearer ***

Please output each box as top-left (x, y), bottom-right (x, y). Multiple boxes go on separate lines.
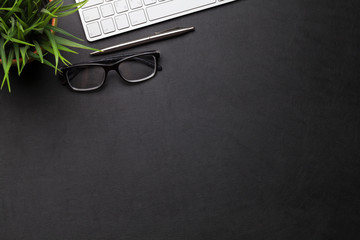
top-left (59, 50), bottom-right (162, 92)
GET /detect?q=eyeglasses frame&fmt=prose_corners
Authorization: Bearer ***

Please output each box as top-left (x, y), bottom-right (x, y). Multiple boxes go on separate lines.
top-left (59, 50), bottom-right (161, 92)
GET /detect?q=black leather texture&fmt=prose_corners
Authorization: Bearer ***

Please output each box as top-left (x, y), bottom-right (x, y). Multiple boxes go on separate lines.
top-left (0, 0), bottom-right (359, 239)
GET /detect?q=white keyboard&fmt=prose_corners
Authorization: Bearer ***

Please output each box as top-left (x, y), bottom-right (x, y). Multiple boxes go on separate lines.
top-left (76, 0), bottom-right (237, 42)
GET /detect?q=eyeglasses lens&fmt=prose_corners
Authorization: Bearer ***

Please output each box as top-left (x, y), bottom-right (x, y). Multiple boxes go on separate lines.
top-left (118, 55), bottom-right (156, 82)
top-left (67, 66), bottom-right (105, 91)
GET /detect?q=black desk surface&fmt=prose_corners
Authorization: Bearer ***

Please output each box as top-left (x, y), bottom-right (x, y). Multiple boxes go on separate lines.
top-left (1, 0), bottom-right (360, 239)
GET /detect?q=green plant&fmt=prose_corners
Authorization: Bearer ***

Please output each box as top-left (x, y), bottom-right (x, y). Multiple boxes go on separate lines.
top-left (0, 0), bottom-right (96, 92)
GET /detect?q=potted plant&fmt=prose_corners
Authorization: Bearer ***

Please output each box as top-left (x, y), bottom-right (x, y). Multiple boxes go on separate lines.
top-left (0, 0), bottom-right (97, 92)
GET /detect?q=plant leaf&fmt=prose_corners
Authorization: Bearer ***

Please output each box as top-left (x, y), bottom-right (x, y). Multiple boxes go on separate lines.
top-left (53, 35), bottom-right (98, 51)
top-left (13, 43), bottom-right (21, 75)
top-left (19, 45), bottom-right (30, 71)
top-left (29, 51), bottom-right (57, 70)
top-left (45, 25), bottom-right (83, 41)
top-left (33, 40), bottom-right (44, 63)
top-left (0, 44), bottom-right (13, 92)
top-left (45, 29), bottom-right (59, 74)
top-left (1, 32), bottom-right (35, 46)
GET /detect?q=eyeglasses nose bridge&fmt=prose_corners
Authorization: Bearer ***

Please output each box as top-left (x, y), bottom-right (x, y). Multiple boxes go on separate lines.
top-left (103, 63), bottom-right (124, 80)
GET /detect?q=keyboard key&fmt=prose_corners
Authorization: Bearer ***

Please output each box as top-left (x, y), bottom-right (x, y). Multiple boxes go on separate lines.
top-left (101, 18), bottom-right (116, 33)
top-left (78, 0), bottom-right (236, 41)
top-left (147, 0), bottom-right (216, 21)
top-left (128, 0), bottom-right (142, 9)
top-left (129, 9), bottom-right (147, 26)
top-left (114, 0), bottom-right (128, 13)
top-left (115, 14), bottom-right (130, 30)
top-left (100, 3), bottom-right (115, 17)
top-left (83, 8), bottom-right (101, 22)
top-left (86, 22), bottom-right (102, 38)
top-left (143, 0), bottom-right (156, 5)
top-left (82, 0), bottom-right (104, 9)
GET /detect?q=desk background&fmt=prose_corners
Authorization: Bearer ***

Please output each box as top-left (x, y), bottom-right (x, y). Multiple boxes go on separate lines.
top-left (1, 0), bottom-right (360, 239)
